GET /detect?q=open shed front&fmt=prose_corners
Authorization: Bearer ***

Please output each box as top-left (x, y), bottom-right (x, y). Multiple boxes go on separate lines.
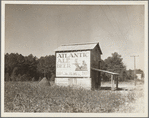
top-left (91, 67), bottom-right (119, 90)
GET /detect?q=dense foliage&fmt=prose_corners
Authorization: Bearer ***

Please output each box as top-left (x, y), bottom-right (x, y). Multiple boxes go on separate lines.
top-left (5, 53), bottom-right (55, 81)
top-left (100, 52), bottom-right (144, 81)
top-left (4, 52), bottom-right (144, 81)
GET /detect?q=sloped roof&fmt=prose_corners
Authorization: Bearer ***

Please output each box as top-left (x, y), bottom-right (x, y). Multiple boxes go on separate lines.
top-left (55, 42), bottom-right (102, 54)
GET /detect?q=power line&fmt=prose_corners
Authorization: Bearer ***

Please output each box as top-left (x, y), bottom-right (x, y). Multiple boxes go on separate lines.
top-left (125, 6), bottom-right (134, 37)
top-left (95, 6), bottom-right (114, 37)
top-left (100, 6), bottom-right (129, 51)
top-left (100, 6), bottom-right (119, 38)
top-left (108, 6), bottom-right (128, 44)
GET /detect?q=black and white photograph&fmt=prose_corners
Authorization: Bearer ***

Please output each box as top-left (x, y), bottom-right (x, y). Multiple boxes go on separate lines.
top-left (1, 1), bottom-right (148, 117)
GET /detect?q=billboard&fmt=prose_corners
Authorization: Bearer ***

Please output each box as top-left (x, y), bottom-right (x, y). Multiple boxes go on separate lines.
top-left (56, 51), bottom-right (90, 77)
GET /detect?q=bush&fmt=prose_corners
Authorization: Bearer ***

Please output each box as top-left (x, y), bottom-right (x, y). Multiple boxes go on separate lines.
top-left (16, 74), bottom-right (21, 81)
top-left (32, 77), bottom-right (35, 81)
top-left (20, 74), bottom-right (31, 81)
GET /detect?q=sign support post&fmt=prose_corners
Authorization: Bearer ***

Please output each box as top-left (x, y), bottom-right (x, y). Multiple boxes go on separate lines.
top-left (116, 75), bottom-right (119, 90)
top-left (111, 75), bottom-right (114, 90)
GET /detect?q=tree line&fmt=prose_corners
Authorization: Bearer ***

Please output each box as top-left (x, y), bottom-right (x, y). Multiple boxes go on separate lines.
top-left (4, 52), bottom-right (144, 82)
top-left (100, 52), bottom-right (144, 81)
top-left (5, 53), bottom-right (55, 81)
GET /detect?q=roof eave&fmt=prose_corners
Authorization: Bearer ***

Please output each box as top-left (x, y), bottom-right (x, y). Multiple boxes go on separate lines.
top-left (55, 49), bottom-right (92, 52)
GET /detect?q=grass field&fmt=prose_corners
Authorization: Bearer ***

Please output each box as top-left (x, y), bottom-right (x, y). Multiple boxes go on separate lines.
top-left (4, 80), bottom-right (144, 113)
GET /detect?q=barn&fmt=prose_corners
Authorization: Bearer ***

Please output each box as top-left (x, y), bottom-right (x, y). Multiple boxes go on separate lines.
top-left (54, 42), bottom-right (102, 90)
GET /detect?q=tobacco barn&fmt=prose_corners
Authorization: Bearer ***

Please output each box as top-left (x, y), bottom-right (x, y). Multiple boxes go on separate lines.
top-left (54, 42), bottom-right (103, 90)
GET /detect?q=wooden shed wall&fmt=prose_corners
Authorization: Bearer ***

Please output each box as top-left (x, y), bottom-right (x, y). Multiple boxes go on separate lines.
top-left (91, 45), bottom-right (101, 90)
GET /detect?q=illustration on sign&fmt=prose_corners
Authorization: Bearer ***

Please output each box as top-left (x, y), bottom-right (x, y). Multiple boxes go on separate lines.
top-left (74, 59), bottom-right (88, 71)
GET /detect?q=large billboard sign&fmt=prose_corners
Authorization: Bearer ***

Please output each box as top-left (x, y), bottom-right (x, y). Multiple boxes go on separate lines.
top-left (56, 51), bottom-right (90, 77)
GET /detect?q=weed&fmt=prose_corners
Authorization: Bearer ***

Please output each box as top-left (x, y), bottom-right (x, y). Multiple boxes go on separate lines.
top-left (4, 81), bottom-right (141, 113)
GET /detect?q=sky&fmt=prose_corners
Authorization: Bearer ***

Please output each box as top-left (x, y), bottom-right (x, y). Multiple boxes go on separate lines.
top-left (5, 4), bottom-right (145, 71)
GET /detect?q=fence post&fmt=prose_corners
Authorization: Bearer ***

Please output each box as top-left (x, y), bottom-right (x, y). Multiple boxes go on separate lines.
top-left (111, 75), bottom-right (114, 90)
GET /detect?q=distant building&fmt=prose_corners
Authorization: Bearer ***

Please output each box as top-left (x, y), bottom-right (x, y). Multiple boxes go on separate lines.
top-left (136, 69), bottom-right (144, 80)
top-left (136, 74), bottom-right (142, 80)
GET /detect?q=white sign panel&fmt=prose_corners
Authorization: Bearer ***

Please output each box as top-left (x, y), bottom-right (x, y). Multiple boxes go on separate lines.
top-left (56, 51), bottom-right (90, 77)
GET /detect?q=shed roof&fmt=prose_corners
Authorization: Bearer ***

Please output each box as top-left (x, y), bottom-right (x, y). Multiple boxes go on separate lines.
top-left (55, 42), bottom-right (102, 54)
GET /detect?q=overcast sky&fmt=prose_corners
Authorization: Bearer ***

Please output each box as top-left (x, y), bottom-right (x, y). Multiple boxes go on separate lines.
top-left (5, 4), bottom-right (145, 71)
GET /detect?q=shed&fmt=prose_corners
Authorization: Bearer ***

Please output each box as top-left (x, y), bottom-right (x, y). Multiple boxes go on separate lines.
top-left (136, 74), bottom-right (142, 80)
top-left (54, 42), bottom-right (102, 90)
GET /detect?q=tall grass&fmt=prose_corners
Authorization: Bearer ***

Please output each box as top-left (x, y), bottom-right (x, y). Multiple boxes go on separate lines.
top-left (5, 81), bottom-right (137, 113)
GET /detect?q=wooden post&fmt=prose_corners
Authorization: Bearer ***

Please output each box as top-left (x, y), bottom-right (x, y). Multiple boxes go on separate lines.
top-left (113, 75), bottom-right (115, 90)
top-left (111, 75), bottom-right (114, 90)
top-left (116, 75), bottom-right (119, 90)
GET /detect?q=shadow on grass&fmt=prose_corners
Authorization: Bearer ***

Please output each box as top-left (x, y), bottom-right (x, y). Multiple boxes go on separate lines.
top-left (100, 87), bottom-right (129, 91)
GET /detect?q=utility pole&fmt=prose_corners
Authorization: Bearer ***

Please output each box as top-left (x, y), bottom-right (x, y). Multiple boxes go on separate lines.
top-left (130, 55), bottom-right (139, 86)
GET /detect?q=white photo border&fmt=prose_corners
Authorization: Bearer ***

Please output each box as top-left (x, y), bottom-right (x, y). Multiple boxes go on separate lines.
top-left (1, 1), bottom-right (148, 117)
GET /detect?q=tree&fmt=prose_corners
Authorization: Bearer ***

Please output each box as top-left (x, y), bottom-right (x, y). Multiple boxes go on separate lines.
top-left (10, 67), bottom-right (18, 81)
top-left (104, 52), bottom-right (126, 72)
top-left (37, 55), bottom-right (56, 80)
top-left (102, 52), bottom-right (127, 81)
top-left (126, 69), bottom-right (133, 80)
top-left (5, 53), bottom-right (19, 76)
top-left (5, 53), bottom-right (38, 81)
top-left (5, 72), bottom-right (10, 81)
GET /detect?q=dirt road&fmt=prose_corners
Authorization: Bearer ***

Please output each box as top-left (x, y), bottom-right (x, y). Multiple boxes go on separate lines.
top-left (101, 81), bottom-right (145, 113)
